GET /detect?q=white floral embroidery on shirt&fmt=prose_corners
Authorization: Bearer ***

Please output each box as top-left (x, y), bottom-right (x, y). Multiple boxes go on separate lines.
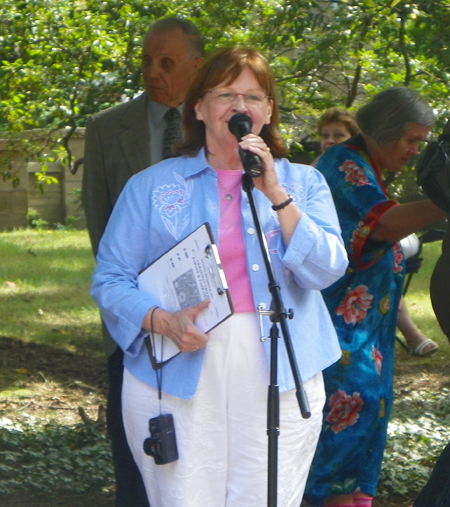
top-left (152, 172), bottom-right (193, 240)
top-left (282, 183), bottom-right (306, 203)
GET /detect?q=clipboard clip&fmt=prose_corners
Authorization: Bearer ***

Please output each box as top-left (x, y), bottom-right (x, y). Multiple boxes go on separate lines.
top-left (205, 244), bottom-right (228, 295)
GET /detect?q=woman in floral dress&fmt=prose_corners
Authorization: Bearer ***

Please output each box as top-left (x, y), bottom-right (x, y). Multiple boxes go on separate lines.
top-left (305, 88), bottom-right (446, 507)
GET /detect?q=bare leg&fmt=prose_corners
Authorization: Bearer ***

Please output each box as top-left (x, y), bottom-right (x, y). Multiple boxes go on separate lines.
top-left (354, 492), bottom-right (373, 506)
top-left (397, 296), bottom-right (438, 356)
top-left (324, 494), bottom-right (354, 506)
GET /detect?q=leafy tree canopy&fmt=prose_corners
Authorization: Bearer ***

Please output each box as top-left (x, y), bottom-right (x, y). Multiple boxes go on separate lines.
top-left (1, 0), bottom-right (449, 171)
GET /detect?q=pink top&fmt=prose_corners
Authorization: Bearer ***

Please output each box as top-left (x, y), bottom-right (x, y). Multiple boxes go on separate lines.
top-left (215, 168), bottom-right (256, 313)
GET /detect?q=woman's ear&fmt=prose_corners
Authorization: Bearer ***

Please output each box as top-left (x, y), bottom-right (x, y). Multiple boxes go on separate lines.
top-left (265, 99), bottom-right (273, 125)
top-left (194, 99), bottom-right (203, 121)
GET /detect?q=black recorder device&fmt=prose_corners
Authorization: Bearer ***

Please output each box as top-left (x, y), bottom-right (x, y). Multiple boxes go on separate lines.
top-left (143, 413), bottom-right (179, 465)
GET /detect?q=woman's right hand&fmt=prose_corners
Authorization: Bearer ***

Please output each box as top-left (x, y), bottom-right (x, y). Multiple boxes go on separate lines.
top-left (142, 299), bottom-right (210, 353)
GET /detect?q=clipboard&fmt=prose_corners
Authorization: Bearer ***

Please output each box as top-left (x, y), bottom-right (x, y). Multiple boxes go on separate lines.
top-left (138, 223), bottom-right (234, 365)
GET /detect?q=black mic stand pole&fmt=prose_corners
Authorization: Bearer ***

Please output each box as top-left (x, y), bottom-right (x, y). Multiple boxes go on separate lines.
top-left (242, 173), bottom-right (311, 507)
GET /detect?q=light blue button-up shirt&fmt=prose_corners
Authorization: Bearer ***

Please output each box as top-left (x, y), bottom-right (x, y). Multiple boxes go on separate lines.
top-left (91, 149), bottom-right (348, 399)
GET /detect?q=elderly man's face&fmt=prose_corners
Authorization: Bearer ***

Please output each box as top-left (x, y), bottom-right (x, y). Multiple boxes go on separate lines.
top-left (142, 28), bottom-right (202, 108)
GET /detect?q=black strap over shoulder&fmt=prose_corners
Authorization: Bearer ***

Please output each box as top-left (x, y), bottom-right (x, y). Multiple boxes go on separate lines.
top-left (416, 119), bottom-right (450, 214)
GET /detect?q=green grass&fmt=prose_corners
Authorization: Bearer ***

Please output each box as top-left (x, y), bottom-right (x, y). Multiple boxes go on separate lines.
top-left (397, 239), bottom-right (449, 358)
top-left (403, 240), bottom-right (444, 322)
top-left (0, 229), bottom-right (449, 500)
top-left (0, 229), bottom-right (102, 356)
top-left (1, 230), bottom-right (447, 360)
top-left (0, 230), bottom-right (113, 497)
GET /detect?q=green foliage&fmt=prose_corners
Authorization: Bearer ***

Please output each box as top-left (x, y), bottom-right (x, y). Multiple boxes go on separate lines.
top-left (34, 164), bottom-right (59, 193)
top-left (27, 207), bottom-right (80, 230)
top-left (26, 208), bottom-right (49, 230)
top-left (0, 418), bottom-right (113, 494)
top-left (55, 215), bottom-right (81, 231)
top-left (71, 187), bottom-right (83, 211)
top-left (1, 0), bottom-right (450, 171)
top-left (379, 388), bottom-right (450, 496)
top-left (385, 161), bottom-right (427, 203)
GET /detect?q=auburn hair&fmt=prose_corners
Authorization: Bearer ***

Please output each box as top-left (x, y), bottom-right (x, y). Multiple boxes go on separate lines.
top-left (177, 47), bottom-right (287, 158)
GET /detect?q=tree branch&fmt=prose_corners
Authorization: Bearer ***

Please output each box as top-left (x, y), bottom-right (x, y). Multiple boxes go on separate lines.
top-left (398, 8), bottom-right (412, 86)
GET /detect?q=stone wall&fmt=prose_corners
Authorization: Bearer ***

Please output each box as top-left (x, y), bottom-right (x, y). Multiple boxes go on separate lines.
top-left (0, 128), bottom-right (86, 231)
top-left (0, 138), bottom-right (29, 230)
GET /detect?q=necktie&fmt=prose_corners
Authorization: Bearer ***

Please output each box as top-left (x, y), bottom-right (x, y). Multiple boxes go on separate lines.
top-left (162, 108), bottom-right (182, 159)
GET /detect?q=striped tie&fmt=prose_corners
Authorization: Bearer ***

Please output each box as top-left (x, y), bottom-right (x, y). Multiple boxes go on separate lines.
top-left (162, 108), bottom-right (182, 159)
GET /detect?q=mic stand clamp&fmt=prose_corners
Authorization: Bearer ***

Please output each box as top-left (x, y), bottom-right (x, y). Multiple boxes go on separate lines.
top-left (242, 174), bottom-right (310, 507)
top-left (257, 304), bottom-right (294, 343)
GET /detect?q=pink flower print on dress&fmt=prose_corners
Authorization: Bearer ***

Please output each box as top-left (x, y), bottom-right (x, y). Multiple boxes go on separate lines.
top-left (350, 221), bottom-right (363, 249)
top-left (372, 346), bottom-right (383, 375)
top-left (393, 242), bottom-right (403, 273)
top-left (350, 221), bottom-right (370, 254)
top-left (339, 160), bottom-right (370, 186)
top-left (336, 285), bottom-right (373, 325)
top-left (326, 390), bottom-right (364, 433)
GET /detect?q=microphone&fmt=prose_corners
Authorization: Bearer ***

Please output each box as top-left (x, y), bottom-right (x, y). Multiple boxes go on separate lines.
top-left (228, 113), bottom-right (263, 178)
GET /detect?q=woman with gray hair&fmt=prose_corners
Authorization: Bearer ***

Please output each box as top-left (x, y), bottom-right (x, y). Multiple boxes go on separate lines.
top-left (305, 87), bottom-right (446, 507)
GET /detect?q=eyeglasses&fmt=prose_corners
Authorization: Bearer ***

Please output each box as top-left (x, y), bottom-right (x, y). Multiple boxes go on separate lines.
top-left (206, 90), bottom-right (270, 107)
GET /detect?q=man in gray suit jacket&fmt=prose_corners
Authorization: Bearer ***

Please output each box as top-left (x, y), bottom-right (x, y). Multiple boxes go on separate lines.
top-left (82, 18), bottom-right (203, 507)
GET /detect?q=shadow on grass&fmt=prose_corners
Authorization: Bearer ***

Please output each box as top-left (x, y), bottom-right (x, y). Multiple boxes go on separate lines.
top-left (0, 335), bottom-right (107, 392)
top-left (0, 491), bottom-right (115, 507)
top-left (0, 284), bottom-right (104, 358)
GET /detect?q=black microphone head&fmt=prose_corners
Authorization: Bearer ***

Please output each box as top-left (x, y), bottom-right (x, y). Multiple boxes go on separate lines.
top-left (228, 113), bottom-right (253, 140)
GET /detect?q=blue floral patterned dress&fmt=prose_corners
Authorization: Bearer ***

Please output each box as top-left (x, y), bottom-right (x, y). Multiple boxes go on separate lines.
top-left (305, 135), bottom-right (405, 505)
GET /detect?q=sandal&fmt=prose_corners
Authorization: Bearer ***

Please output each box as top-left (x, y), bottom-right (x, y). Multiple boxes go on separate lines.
top-left (410, 338), bottom-right (439, 357)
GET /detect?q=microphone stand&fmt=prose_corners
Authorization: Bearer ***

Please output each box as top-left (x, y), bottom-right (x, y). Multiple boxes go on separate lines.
top-left (242, 173), bottom-right (311, 507)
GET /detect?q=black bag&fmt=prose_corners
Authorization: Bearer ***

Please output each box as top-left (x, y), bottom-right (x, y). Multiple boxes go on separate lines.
top-left (416, 120), bottom-right (450, 215)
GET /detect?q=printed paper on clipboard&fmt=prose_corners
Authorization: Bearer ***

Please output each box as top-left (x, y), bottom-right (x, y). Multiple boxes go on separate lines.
top-left (138, 223), bottom-right (234, 363)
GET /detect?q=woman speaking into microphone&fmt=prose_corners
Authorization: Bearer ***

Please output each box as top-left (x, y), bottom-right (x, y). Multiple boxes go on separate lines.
top-left (91, 46), bottom-right (348, 507)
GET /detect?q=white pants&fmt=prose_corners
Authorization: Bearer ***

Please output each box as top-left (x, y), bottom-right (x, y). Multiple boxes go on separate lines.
top-left (122, 314), bottom-right (325, 507)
